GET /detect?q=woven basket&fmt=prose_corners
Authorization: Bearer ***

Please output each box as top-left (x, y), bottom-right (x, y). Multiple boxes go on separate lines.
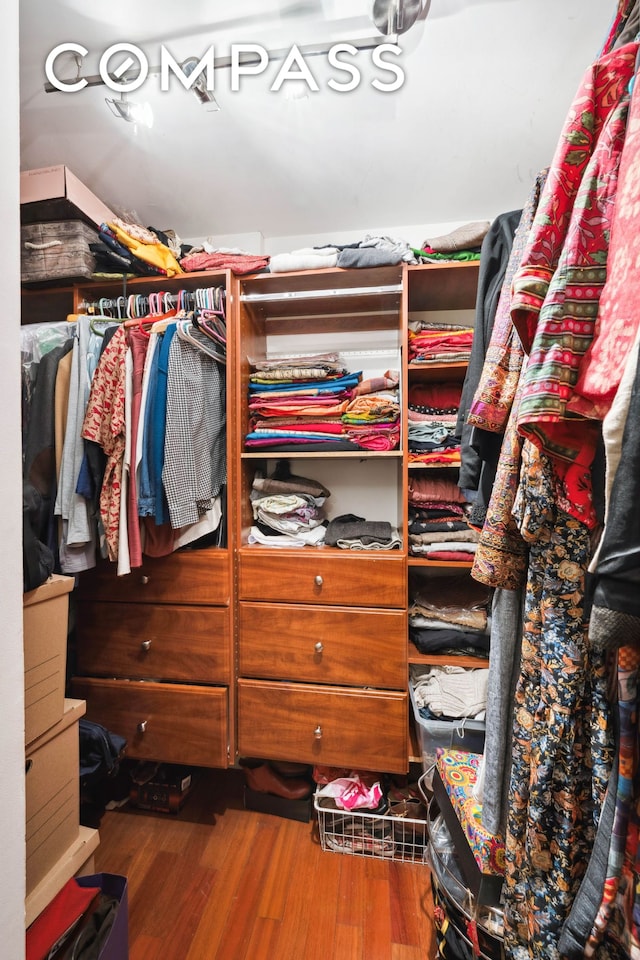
top-left (21, 219), bottom-right (97, 283)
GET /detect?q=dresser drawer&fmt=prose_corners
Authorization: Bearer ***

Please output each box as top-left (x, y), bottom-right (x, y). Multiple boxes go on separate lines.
top-left (238, 549), bottom-right (405, 608)
top-left (71, 678), bottom-right (229, 767)
top-left (239, 602), bottom-right (406, 688)
top-left (76, 602), bottom-right (230, 683)
top-left (77, 549), bottom-right (230, 605)
top-left (238, 679), bottom-right (407, 773)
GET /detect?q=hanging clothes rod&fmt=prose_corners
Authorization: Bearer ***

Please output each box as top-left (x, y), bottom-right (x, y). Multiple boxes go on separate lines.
top-left (78, 285), bottom-right (226, 320)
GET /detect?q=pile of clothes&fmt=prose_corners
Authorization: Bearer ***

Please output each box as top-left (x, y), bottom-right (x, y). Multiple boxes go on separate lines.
top-left (412, 221), bottom-right (491, 263)
top-left (408, 382), bottom-right (462, 466)
top-left (245, 355), bottom-right (400, 452)
top-left (91, 217), bottom-right (187, 278)
top-left (409, 575), bottom-right (492, 658)
top-left (248, 464), bottom-right (329, 547)
top-left (411, 663), bottom-right (489, 721)
top-left (407, 474), bottom-right (477, 561)
top-left (268, 234), bottom-right (417, 273)
top-left (408, 319), bottom-right (474, 365)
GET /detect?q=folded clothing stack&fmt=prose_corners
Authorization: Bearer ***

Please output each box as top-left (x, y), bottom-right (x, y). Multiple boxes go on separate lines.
top-left (413, 221), bottom-right (491, 263)
top-left (408, 319), bottom-right (474, 364)
top-left (407, 474), bottom-right (476, 562)
top-left (411, 664), bottom-right (489, 721)
top-left (409, 574), bottom-right (491, 658)
top-left (324, 513), bottom-right (402, 551)
top-left (248, 462), bottom-right (330, 547)
top-left (408, 382), bottom-right (462, 466)
top-left (245, 354), bottom-right (400, 452)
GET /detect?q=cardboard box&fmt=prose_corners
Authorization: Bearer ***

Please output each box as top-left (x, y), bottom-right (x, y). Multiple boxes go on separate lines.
top-left (409, 680), bottom-right (485, 787)
top-left (24, 574), bottom-right (74, 746)
top-left (20, 165), bottom-right (115, 229)
top-left (25, 825), bottom-right (101, 927)
top-left (26, 698), bottom-right (86, 898)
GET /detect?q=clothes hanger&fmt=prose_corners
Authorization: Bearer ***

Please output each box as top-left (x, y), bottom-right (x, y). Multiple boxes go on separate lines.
top-left (88, 315), bottom-right (117, 336)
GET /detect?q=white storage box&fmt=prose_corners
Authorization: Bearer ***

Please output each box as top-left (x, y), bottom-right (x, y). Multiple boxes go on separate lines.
top-left (20, 165), bottom-right (114, 228)
top-left (409, 679), bottom-right (485, 782)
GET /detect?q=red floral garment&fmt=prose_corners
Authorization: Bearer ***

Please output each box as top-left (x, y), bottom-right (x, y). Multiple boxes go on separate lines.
top-left (515, 93), bottom-right (630, 529)
top-left (510, 42), bottom-right (638, 356)
top-left (81, 324), bottom-right (128, 562)
top-left (467, 169), bottom-right (547, 434)
top-left (569, 76), bottom-right (640, 423)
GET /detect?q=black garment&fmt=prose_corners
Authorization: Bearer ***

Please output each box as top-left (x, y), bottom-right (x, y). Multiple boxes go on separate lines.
top-left (456, 210), bottom-right (521, 492)
top-left (23, 338), bottom-right (75, 552)
top-left (591, 336), bottom-right (640, 642)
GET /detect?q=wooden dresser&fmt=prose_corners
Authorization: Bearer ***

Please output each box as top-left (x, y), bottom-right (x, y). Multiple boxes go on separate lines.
top-left (72, 548), bottom-right (232, 767)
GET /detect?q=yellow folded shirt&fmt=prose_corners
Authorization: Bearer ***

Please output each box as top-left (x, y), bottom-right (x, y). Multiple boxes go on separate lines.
top-left (107, 221), bottom-right (183, 277)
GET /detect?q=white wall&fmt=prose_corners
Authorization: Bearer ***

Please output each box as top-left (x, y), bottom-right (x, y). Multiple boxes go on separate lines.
top-left (1, 0), bottom-right (27, 955)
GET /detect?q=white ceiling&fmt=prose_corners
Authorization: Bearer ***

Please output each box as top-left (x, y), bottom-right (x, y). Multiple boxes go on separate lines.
top-left (20, 0), bottom-right (614, 247)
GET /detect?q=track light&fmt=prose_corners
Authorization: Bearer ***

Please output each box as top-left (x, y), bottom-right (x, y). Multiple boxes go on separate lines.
top-left (182, 57), bottom-right (221, 112)
top-left (105, 93), bottom-right (154, 128)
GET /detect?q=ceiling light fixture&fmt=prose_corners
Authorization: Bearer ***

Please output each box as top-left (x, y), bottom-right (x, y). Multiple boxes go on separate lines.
top-left (181, 57), bottom-right (221, 112)
top-left (105, 93), bottom-right (154, 128)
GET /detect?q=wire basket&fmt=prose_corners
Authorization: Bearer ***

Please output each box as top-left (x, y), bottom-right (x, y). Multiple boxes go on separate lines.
top-left (314, 793), bottom-right (429, 863)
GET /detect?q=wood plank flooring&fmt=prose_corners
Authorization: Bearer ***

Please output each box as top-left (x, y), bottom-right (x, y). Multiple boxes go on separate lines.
top-left (93, 767), bottom-right (436, 960)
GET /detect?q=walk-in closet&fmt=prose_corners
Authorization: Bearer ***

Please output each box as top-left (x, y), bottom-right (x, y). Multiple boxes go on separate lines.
top-left (5, 2), bottom-right (640, 959)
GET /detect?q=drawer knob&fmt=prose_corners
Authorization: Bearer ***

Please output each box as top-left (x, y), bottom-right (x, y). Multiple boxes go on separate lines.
top-left (314, 642), bottom-right (324, 654)
top-left (137, 720), bottom-right (148, 734)
top-left (314, 725), bottom-right (323, 740)
top-left (141, 640), bottom-right (152, 652)
top-left (141, 575), bottom-right (150, 585)
top-left (314, 575), bottom-right (323, 587)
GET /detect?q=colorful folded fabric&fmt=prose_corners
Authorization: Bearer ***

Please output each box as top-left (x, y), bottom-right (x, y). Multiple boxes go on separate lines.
top-left (435, 749), bottom-right (505, 876)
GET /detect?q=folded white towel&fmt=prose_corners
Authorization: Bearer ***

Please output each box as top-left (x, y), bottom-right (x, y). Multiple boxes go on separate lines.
top-left (269, 247), bottom-right (339, 273)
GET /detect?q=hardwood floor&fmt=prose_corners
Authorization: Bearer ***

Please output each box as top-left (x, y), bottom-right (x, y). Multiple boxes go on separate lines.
top-left (93, 767), bottom-right (436, 960)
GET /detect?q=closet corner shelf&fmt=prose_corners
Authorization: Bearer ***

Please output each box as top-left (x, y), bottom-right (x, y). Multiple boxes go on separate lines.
top-left (406, 260), bottom-right (480, 312)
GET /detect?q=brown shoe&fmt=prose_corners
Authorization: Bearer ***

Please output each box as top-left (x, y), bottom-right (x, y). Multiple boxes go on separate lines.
top-left (269, 760), bottom-right (312, 778)
top-left (243, 763), bottom-right (312, 801)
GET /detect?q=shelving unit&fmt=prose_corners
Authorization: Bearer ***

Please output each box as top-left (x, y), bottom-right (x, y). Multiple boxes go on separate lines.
top-left (22, 259), bottom-right (489, 778)
top-left (404, 261), bottom-right (489, 759)
top-left (234, 265), bottom-right (409, 773)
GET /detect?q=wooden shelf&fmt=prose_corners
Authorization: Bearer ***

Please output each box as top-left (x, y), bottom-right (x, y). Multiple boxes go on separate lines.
top-left (406, 261), bottom-right (480, 312)
top-left (408, 650), bottom-right (489, 669)
top-left (407, 361), bottom-right (469, 381)
top-left (408, 558), bottom-right (474, 569)
top-left (241, 450), bottom-right (404, 460)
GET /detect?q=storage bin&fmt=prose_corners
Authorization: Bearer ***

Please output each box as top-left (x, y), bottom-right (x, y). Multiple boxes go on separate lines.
top-left (424, 789), bottom-right (504, 959)
top-left (315, 793), bottom-right (428, 863)
top-left (409, 679), bottom-right (485, 783)
top-left (21, 219), bottom-right (98, 284)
